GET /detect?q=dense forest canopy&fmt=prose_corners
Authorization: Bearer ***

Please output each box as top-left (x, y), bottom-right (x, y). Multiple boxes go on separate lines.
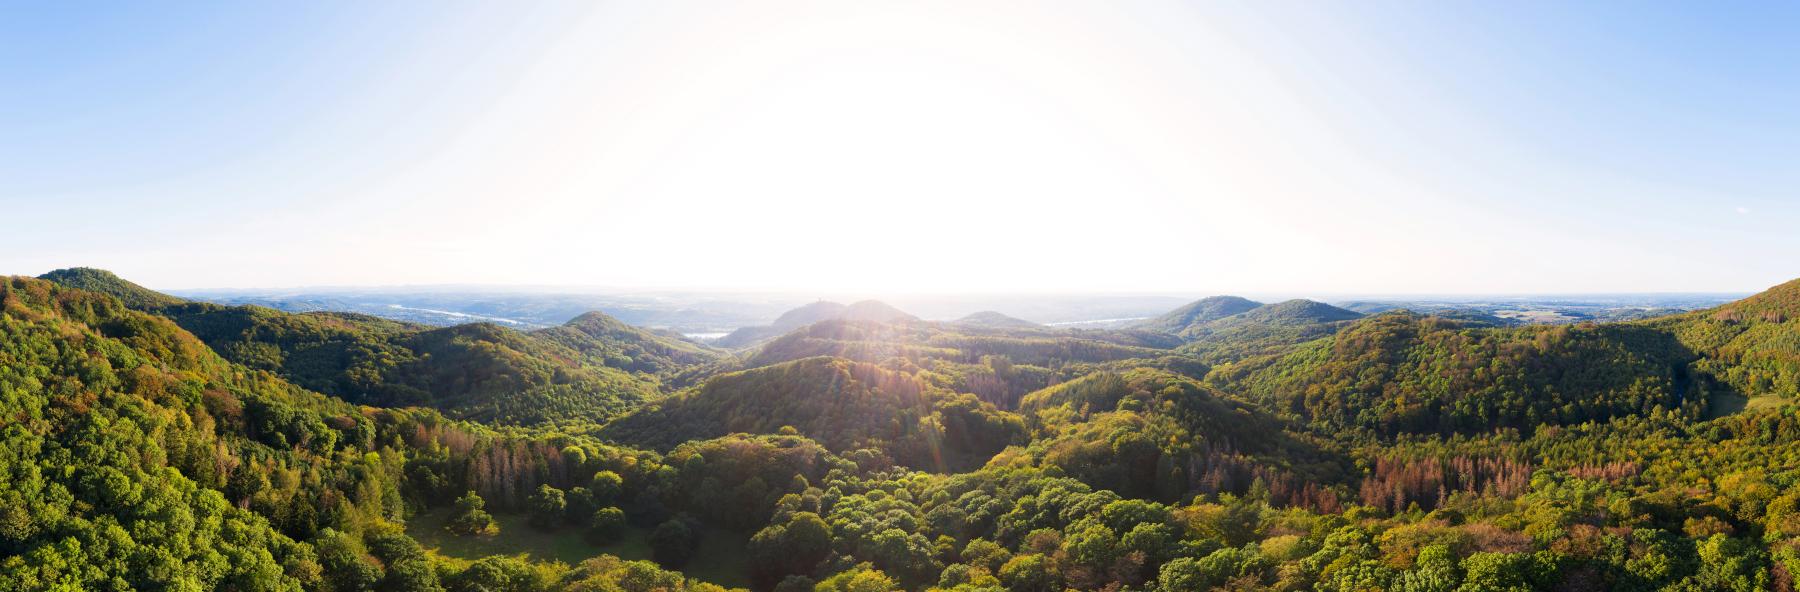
top-left (5, 267), bottom-right (1800, 592)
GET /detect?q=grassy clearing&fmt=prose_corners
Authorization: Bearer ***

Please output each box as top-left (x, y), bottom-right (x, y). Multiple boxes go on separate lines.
top-left (405, 508), bottom-right (752, 588)
top-left (1705, 391), bottom-right (1790, 419)
top-left (1743, 394), bottom-right (1789, 413)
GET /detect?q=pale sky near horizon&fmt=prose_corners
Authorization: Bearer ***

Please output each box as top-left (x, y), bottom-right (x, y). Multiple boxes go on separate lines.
top-left (3, 2), bottom-right (1797, 294)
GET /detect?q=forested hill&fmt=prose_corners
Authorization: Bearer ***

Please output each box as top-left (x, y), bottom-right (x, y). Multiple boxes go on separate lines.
top-left (1171, 299), bottom-right (1365, 363)
top-left (1653, 277), bottom-right (1800, 398)
top-left (37, 266), bottom-right (185, 308)
top-left (953, 310), bottom-right (1041, 329)
top-left (1134, 295), bottom-right (1261, 334)
top-left (1202, 277), bottom-right (1800, 439)
top-left (599, 356), bottom-right (1025, 471)
top-left (39, 268), bottom-right (724, 425)
top-left (0, 276), bottom-right (381, 589)
top-left (1209, 311), bottom-right (1699, 437)
top-left (0, 274), bottom-right (789, 590)
top-left (715, 299), bottom-right (918, 348)
top-left (537, 310), bottom-right (723, 376)
top-left (10, 268), bottom-right (1800, 591)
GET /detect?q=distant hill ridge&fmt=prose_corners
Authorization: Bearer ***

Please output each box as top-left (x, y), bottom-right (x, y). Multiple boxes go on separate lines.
top-left (37, 267), bottom-right (722, 425)
top-left (1172, 299), bottom-right (1365, 363)
top-left (1135, 295), bottom-right (1262, 333)
top-left (953, 310), bottom-right (1040, 329)
top-left (1228, 299), bottom-right (1363, 326)
top-left (716, 299), bottom-right (918, 348)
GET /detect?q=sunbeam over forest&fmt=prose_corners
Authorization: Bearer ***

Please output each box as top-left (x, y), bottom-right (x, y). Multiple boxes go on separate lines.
top-left (4, 2), bottom-right (1800, 591)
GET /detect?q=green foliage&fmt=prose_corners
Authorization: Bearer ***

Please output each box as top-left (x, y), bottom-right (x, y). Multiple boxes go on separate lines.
top-left (1177, 299), bottom-right (1364, 363)
top-left (1135, 295), bottom-right (1262, 334)
top-left (749, 511), bottom-right (834, 587)
top-left (38, 266), bottom-right (185, 308)
top-left (1656, 279), bottom-right (1800, 399)
top-left (559, 555), bottom-right (738, 592)
top-left (149, 298), bottom-right (720, 425)
top-left (814, 563), bottom-right (901, 592)
top-left (14, 271), bottom-right (1800, 591)
top-left (0, 277), bottom-right (395, 591)
top-left (528, 485), bottom-right (568, 530)
top-left (1011, 368), bottom-right (1345, 505)
top-left (1213, 312), bottom-right (1698, 437)
top-left (590, 470), bottom-right (624, 506)
top-left (604, 357), bottom-right (1026, 472)
top-left (589, 507), bottom-right (627, 543)
top-left (651, 515), bottom-right (702, 569)
top-left (450, 492), bottom-right (499, 536)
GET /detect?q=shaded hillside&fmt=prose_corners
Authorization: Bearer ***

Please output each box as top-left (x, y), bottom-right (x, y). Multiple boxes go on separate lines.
top-left (1135, 295), bottom-right (1261, 334)
top-left (1653, 278), bottom-right (1800, 398)
top-left (715, 299), bottom-right (917, 348)
top-left (1177, 299), bottom-right (1364, 362)
top-left (600, 356), bottom-right (1024, 471)
top-left (1210, 311), bottom-right (1701, 437)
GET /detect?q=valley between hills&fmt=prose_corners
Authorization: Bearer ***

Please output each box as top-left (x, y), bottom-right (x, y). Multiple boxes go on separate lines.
top-left (4, 267), bottom-right (1799, 591)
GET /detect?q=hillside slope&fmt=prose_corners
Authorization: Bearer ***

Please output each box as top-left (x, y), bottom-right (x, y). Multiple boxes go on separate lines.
top-left (715, 300), bottom-right (918, 348)
top-left (37, 266), bottom-right (185, 308)
top-left (600, 356), bottom-right (1024, 471)
top-left (1004, 366), bottom-right (1348, 503)
top-left (0, 276), bottom-right (380, 589)
top-left (1209, 311), bottom-right (1701, 437)
top-left (1654, 277), bottom-right (1800, 399)
top-left (42, 269), bottom-right (722, 425)
top-left (1178, 299), bottom-right (1364, 362)
top-left (738, 319), bottom-right (1176, 408)
top-left (1136, 295), bottom-right (1262, 334)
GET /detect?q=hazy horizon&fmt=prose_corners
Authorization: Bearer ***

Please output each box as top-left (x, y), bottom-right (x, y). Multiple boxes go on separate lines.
top-left (11, 264), bottom-right (1774, 299)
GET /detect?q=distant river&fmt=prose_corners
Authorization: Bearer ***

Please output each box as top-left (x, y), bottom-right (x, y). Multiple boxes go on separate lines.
top-left (385, 304), bottom-right (529, 325)
top-left (1043, 317), bottom-right (1148, 327)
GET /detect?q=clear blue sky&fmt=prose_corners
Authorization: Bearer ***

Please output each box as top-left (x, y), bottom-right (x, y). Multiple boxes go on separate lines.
top-left (3, 1), bottom-right (1797, 294)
